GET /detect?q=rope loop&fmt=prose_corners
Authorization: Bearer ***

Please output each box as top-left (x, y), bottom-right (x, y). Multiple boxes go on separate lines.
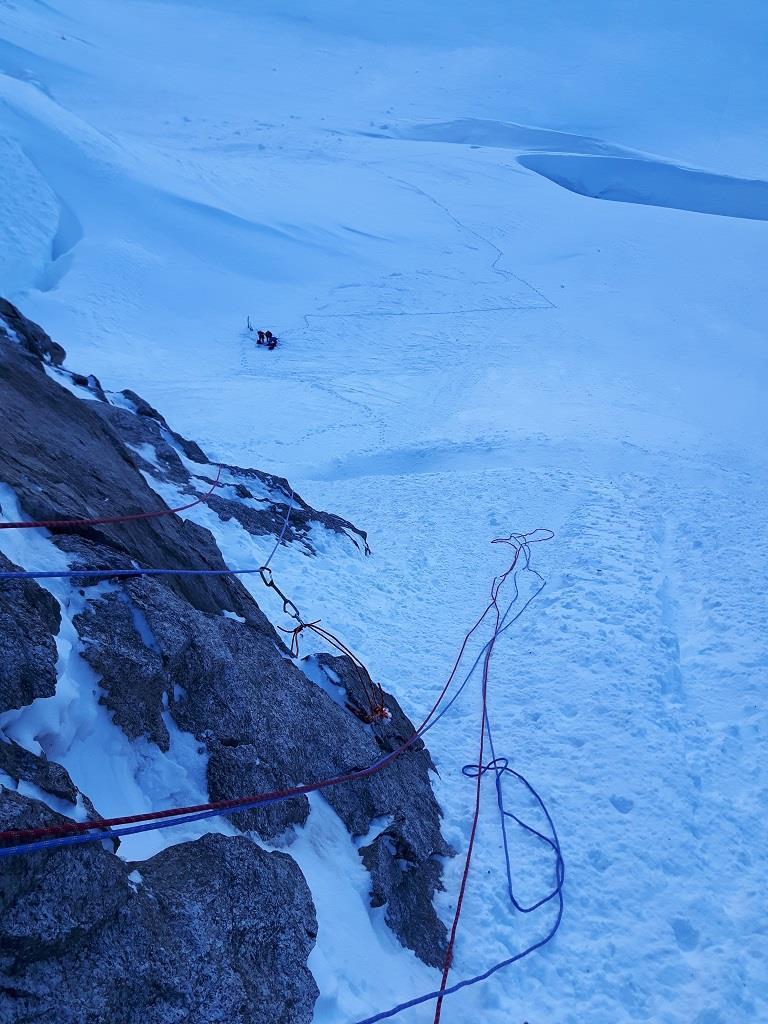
top-left (461, 755), bottom-right (509, 779)
top-left (460, 751), bottom-right (564, 919)
top-left (0, 513), bottom-right (563, 1024)
top-left (278, 619), bottom-right (321, 657)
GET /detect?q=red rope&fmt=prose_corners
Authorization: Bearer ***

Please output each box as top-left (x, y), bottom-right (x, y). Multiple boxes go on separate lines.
top-left (0, 555), bottom-right (512, 847)
top-left (433, 541), bottom-right (523, 1023)
top-left (280, 619), bottom-right (387, 718)
top-left (0, 465), bottom-right (222, 531)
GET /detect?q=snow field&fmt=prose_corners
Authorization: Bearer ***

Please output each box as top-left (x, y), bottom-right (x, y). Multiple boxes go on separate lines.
top-left (1, 1), bottom-right (767, 1021)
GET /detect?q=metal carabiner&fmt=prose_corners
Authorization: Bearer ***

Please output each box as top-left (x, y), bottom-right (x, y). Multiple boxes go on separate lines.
top-left (258, 565), bottom-right (303, 622)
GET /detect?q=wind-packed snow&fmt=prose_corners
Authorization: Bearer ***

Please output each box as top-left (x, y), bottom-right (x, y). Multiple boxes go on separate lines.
top-left (1, 2), bottom-right (766, 1023)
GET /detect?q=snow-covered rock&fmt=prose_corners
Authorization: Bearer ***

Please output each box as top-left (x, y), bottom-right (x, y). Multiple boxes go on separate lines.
top-left (0, 789), bottom-right (319, 1024)
top-left (0, 301), bottom-right (450, 1020)
top-left (0, 552), bottom-right (60, 713)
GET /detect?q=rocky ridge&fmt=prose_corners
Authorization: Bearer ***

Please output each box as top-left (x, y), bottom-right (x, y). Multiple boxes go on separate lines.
top-left (0, 300), bottom-right (451, 1023)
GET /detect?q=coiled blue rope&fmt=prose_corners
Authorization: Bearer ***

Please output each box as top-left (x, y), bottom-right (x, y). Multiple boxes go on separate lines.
top-left (483, 716), bottom-right (564, 916)
top-left (352, 546), bottom-right (564, 1024)
top-left (0, 568), bottom-right (534, 859)
top-left (0, 502), bottom-right (564, 1021)
top-left (352, 711), bottom-right (564, 1024)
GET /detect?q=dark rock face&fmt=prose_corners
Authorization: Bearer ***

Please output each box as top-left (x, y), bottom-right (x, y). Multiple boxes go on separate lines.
top-left (90, 387), bottom-right (370, 557)
top-left (0, 743), bottom-right (73, 805)
top-left (202, 472), bottom-right (371, 558)
top-left (73, 588), bottom-right (173, 750)
top-left (72, 576), bottom-right (450, 965)
top-left (0, 552), bottom-right (61, 714)
top-left (0, 301), bottom-right (451, 1015)
top-left (119, 387), bottom-right (209, 464)
top-left (0, 791), bottom-right (318, 1024)
top-left (206, 742), bottom-right (311, 841)
top-left (309, 654), bottom-right (452, 967)
top-left (0, 742), bottom-right (103, 824)
top-left (0, 298), bottom-right (65, 365)
top-left (0, 329), bottom-right (247, 617)
top-left (360, 832), bottom-right (447, 969)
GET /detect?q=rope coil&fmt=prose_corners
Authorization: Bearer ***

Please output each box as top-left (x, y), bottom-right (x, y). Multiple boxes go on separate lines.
top-left (0, 480), bottom-right (563, 1024)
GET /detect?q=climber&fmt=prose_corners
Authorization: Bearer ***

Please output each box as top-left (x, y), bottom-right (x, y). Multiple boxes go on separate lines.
top-left (257, 330), bottom-right (266, 345)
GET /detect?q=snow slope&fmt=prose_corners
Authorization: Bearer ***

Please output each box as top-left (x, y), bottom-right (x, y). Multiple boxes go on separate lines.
top-left (1, 2), bottom-right (767, 1023)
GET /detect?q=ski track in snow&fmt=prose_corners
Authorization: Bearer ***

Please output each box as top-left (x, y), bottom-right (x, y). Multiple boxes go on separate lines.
top-left (1, 1), bottom-right (767, 1022)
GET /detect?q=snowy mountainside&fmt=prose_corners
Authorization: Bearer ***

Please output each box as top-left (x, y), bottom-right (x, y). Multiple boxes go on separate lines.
top-left (1, 1), bottom-right (767, 1023)
top-left (0, 301), bottom-right (450, 1022)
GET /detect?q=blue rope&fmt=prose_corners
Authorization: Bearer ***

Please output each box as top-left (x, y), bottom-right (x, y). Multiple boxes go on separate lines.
top-left (420, 531), bottom-right (548, 739)
top-left (483, 717), bottom-right (564, 915)
top-left (0, 517), bottom-right (563, 1023)
top-left (352, 553), bottom-right (564, 1024)
top-left (0, 494), bottom-right (303, 858)
top-left (0, 628), bottom-right (494, 858)
top-left (0, 790), bottom-right (296, 859)
top-left (353, 900), bottom-right (563, 1024)
top-left (0, 491), bottom-right (296, 582)
top-left (2, 756), bottom-right (564, 1022)
top-left (0, 567), bottom-right (270, 581)
top-left (262, 490), bottom-right (295, 570)
top-left (0, 565), bottom-right (544, 858)
top-left (421, 574), bottom-right (546, 740)
top-left (352, 714), bottom-right (564, 1024)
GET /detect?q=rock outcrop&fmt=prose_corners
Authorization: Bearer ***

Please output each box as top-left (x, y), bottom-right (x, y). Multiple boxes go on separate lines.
top-left (0, 742), bottom-right (102, 825)
top-left (0, 300), bottom-right (451, 1021)
top-left (0, 790), bottom-right (318, 1024)
top-left (0, 552), bottom-right (61, 713)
